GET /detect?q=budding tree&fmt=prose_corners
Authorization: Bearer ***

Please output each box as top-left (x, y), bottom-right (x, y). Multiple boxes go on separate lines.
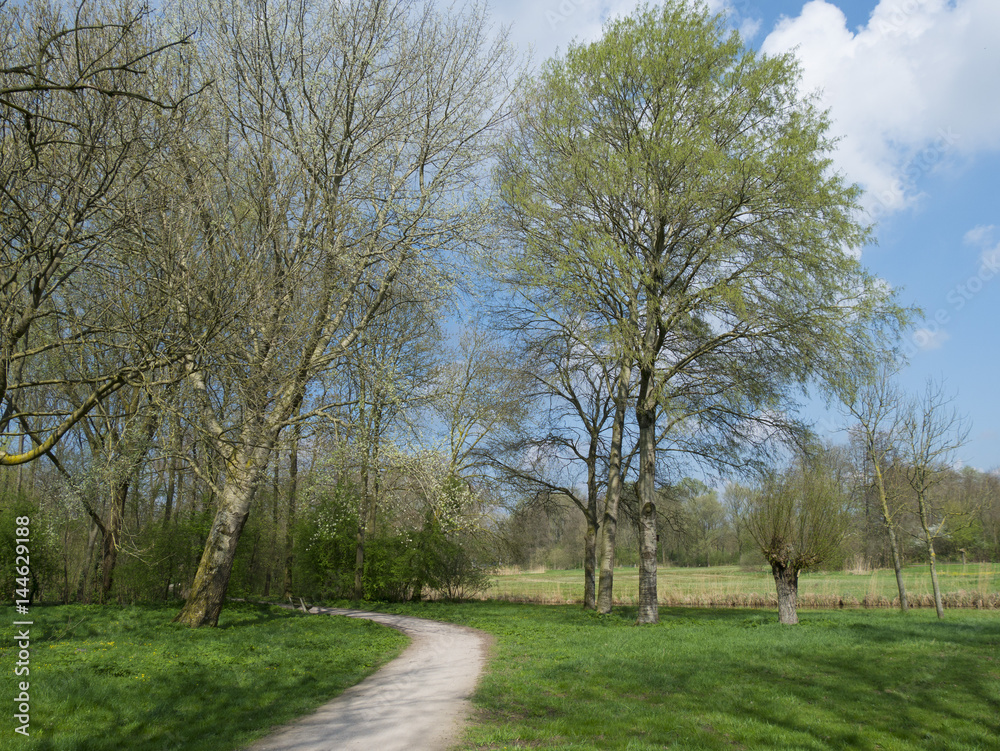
top-left (745, 446), bottom-right (851, 624)
top-left (495, 0), bottom-right (906, 623)
top-left (169, 0), bottom-right (518, 626)
top-left (1, 0), bottom-right (206, 465)
top-left (900, 379), bottom-right (970, 619)
top-left (842, 360), bottom-right (911, 611)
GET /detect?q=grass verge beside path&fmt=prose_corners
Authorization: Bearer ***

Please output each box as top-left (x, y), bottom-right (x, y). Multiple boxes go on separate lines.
top-left (0, 602), bottom-right (408, 751)
top-left (376, 601), bottom-right (1000, 751)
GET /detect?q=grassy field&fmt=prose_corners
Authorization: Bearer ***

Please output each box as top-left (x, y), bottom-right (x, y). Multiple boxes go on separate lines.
top-left (487, 563), bottom-right (1000, 609)
top-left (5, 586), bottom-right (998, 750)
top-left (381, 600), bottom-right (1000, 751)
top-left (0, 602), bottom-right (408, 751)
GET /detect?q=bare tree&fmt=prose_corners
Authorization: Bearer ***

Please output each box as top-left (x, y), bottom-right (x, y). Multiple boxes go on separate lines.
top-left (430, 323), bottom-right (531, 481)
top-left (900, 379), bottom-right (970, 619)
top-left (489, 317), bottom-right (624, 609)
top-left (337, 292), bottom-right (441, 599)
top-left (843, 360), bottom-right (911, 611)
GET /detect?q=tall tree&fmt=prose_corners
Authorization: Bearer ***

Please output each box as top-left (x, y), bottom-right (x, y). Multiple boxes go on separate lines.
top-left (172, 0), bottom-right (516, 626)
top-left (495, 1), bottom-right (906, 623)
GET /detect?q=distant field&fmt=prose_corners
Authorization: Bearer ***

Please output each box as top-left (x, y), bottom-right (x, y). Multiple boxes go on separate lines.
top-left (487, 563), bottom-right (1000, 609)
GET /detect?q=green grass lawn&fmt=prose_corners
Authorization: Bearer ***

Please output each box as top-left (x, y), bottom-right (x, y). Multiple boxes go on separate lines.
top-left (489, 563), bottom-right (1000, 609)
top-left (379, 600), bottom-right (1000, 751)
top-left (0, 602), bottom-right (408, 751)
top-left (5, 596), bottom-right (998, 751)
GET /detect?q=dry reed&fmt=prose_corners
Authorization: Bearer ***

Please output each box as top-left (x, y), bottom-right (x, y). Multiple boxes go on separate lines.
top-left (479, 586), bottom-right (1000, 610)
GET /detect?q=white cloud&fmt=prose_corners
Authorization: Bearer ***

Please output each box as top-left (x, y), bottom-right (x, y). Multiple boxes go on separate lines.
top-left (761, 0), bottom-right (1000, 218)
top-left (964, 224), bottom-right (996, 247)
top-left (911, 326), bottom-right (951, 351)
top-left (490, 0), bottom-right (756, 68)
top-left (960, 224), bottom-right (1000, 272)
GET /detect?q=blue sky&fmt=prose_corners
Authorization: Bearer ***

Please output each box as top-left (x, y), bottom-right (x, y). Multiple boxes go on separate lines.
top-left (483, 0), bottom-right (1000, 471)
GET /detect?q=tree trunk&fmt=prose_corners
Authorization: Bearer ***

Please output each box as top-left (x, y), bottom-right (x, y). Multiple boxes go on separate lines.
top-left (583, 516), bottom-right (598, 610)
top-left (582, 436), bottom-right (600, 610)
top-left (598, 364), bottom-right (629, 614)
top-left (174, 449), bottom-right (268, 627)
top-left (636, 374), bottom-right (658, 625)
top-left (874, 463), bottom-right (908, 612)
top-left (355, 402), bottom-right (372, 601)
top-left (163, 455), bottom-right (176, 527)
top-left (354, 522), bottom-right (366, 600)
top-left (928, 547), bottom-right (944, 618)
top-left (772, 562), bottom-right (799, 625)
top-left (886, 522), bottom-right (909, 613)
top-left (99, 478), bottom-right (131, 601)
top-left (76, 521), bottom-right (102, 602)
top-left (264, 462), bottom-right (279, 598)
top-left (915, 490), bottom-right (945, 619)
top-left (283, 420), bottom-right (299, 598)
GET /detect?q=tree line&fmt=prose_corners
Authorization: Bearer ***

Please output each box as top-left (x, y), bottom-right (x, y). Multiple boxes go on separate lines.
top-left (2, 0), bottom-right (993, 627)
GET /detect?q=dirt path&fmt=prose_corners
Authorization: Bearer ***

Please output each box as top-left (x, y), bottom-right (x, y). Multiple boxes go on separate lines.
top-left (244, 607), bottom-right (491, 751)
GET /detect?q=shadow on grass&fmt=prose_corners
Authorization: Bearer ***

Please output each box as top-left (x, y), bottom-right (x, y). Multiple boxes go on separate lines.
top-left (390, 600), bottom-right (1000, 751)
top-left (3, 603), bottom-right (408, 751)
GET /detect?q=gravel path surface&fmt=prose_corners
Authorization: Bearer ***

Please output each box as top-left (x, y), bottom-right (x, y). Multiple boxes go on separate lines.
top-left (244, 607), bottom-right (491, 751)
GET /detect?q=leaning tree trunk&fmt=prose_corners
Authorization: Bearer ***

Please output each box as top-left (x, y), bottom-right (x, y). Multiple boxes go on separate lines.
top-left (927, 547), bottom-right (944, 618)
top-left (635, 381), bottom-right (659, 625)
top-left (886, 522), bottom-right (909, 613)
top-left (597, 365), bottom-right (630, 614)
top-left (174, 445), bottom-right (271, 627)
top-left (874, 464), bottom-right (908, 612)
top-left (915, 491), bottom-right (945, 618)
top-left (771, 562), bottom-right (799, 625)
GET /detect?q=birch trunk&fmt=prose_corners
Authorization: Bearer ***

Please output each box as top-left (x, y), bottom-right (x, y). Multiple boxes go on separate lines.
top-left (873, 460), bottom-right (909, 612)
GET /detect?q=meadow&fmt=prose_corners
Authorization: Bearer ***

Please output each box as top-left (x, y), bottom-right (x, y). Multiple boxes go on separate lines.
top-left (487, 562), bottom-right (1000, 609)
top-left (0, 603), bottom-right (408, 751)
top-left (382, 600), bottom-right (1000, 751)
top-left (4, 565), bottom-right (998, 751)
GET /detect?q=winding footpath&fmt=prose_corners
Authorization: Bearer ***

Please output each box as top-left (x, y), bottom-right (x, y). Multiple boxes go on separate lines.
top-left (244, 607), bottom-right (491, 751)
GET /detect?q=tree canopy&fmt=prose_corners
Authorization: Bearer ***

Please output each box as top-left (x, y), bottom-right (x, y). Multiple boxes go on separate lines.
top-left (494, 0), bottom-right (908, 622)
